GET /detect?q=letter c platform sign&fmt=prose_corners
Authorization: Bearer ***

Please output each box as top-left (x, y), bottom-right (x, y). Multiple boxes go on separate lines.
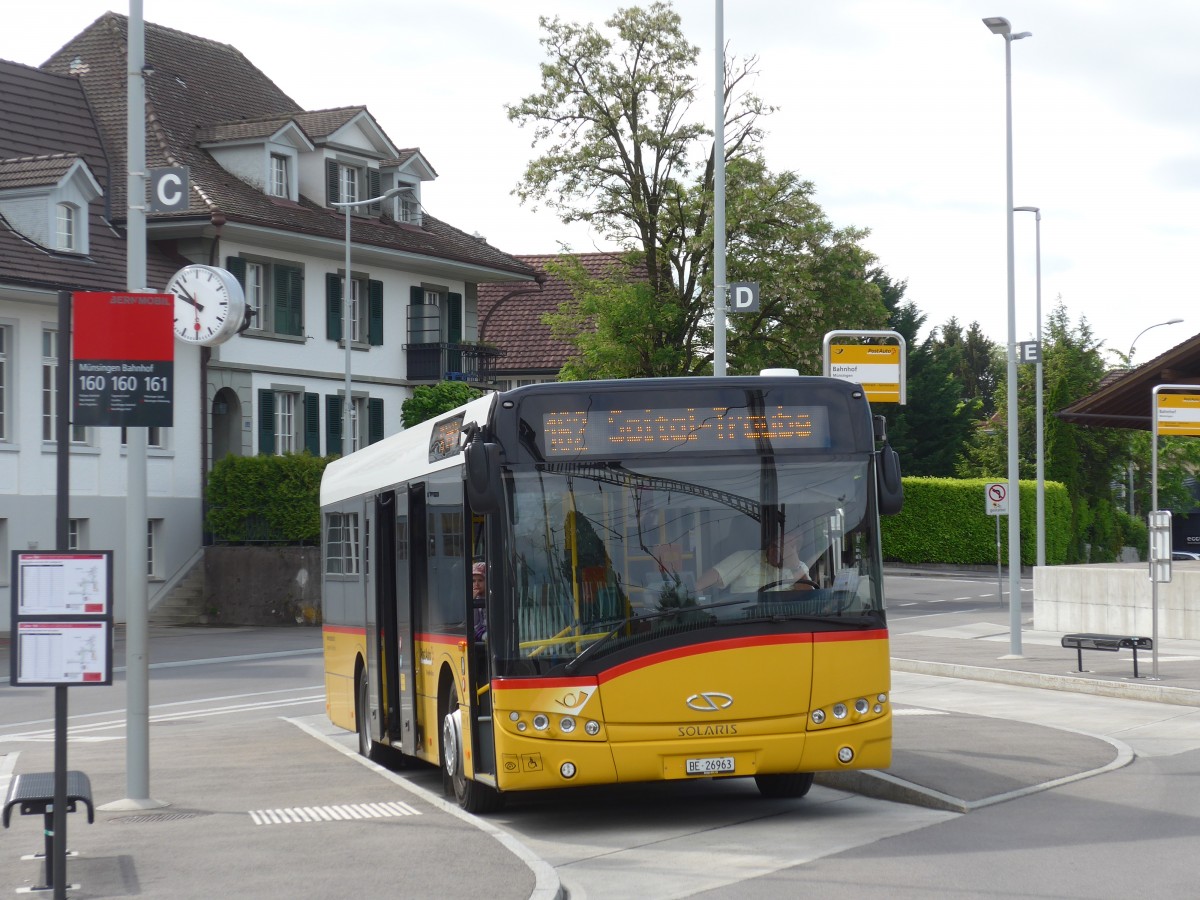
top-left (149, 167), bottom-right (190, 213)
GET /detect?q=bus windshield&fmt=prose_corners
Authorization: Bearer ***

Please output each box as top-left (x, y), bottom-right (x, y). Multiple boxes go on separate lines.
top-left (499, 456), bottom-right (883, 673)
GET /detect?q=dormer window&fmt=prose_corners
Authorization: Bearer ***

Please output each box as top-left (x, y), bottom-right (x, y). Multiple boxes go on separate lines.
top-left (56, 202), bottom-right (78, 251)
top-left (339, 164), bottom-right (360, 205)
top-left (269, 154), bottom-right (289, 198)
top-left (397, 188), bottom-right (421, 225)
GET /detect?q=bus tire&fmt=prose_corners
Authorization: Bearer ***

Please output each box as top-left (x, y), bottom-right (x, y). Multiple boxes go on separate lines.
top-left (356, 666), bottom-right (380, 761)
top-left (754, 772), bottom-right (814, 799)
top-left (441, 682), bottom-right (504, 814)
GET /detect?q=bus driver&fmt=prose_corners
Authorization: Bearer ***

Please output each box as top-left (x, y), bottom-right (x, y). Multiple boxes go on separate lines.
top-left (695, 534), bottom-right (817, 594)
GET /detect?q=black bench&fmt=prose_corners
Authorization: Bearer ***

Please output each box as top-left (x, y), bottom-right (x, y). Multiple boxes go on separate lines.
top-left (3, 770), bottom-right (94, 891)
top-left (1061, 633), bottom-right (1153, 678)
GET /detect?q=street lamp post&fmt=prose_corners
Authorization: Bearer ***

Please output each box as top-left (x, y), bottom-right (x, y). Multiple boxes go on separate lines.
top-left (1126, 318), bottom-right (1184, 514)
top-left (984, 16), bottom-right (1031, 657)
top-left (331, 186), bottom-right (403, 452)
top-left (1014, 206), bottom-right (1044, 568)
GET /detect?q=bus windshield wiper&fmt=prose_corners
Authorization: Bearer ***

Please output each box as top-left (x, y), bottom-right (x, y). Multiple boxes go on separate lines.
top-left (563, 599), bottom-right (747, 674)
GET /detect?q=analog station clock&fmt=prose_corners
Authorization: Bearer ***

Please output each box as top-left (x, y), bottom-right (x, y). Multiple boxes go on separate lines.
top-left (166, 264), bottom-right (247, 346)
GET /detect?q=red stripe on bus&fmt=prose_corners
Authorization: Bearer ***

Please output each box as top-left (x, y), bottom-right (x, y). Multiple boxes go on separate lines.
top-left (414, 632), bottom-right (465, 647)
top-left (812, 628), bottom-right (889, 643)
top-left (492, 675), bottom-right (600, 691)
top-left (323, 624), bottom-right (365, 636)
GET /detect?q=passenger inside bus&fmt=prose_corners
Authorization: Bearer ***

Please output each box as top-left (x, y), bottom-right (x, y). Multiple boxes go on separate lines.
top-left (695, 533), bottom-right (818, 594)
top-left (472, 561), bottom-right (487, 640)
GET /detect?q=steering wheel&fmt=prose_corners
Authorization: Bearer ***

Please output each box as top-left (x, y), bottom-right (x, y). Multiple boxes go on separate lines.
top-left (758, 577), bottom-right (819, 593)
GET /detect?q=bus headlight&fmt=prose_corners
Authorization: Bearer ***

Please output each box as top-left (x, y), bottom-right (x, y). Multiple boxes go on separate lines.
top-left (559, 716), bottom-right (576, 734)
top-left (811, 709), bottom-right (826, 724)
top-left (832, 703), bottom-right (848, 720)
top-left (560, 762), bottom-right (577, 779)
top-left (838, 746), bottom-right (855, 764)
top-left (532, 714), bottom-right (550, 731)
top-left (854, 698), bottom-right (869, 715)
top-left (585, 720), bottom-right (601, 735)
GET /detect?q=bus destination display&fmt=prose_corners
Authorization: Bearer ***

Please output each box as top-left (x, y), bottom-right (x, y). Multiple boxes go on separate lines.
top-left (543, 405), bottom-right (831, 457)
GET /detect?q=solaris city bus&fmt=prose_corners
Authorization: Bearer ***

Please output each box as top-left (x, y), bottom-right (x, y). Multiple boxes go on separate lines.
top-left (321, 374), bottom-right (904, 811)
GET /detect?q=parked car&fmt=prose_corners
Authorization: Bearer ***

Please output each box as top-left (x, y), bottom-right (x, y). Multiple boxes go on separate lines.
top-left (1172, 550), bottom-right (1200, 561)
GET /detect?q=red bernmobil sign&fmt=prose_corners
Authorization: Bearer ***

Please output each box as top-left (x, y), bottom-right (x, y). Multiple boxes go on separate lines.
top-left (71, 292), bottom-right (174, 427)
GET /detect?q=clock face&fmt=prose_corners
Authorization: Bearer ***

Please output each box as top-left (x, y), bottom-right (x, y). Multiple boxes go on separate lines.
top-left (167, 264), bottom-right (247, 346)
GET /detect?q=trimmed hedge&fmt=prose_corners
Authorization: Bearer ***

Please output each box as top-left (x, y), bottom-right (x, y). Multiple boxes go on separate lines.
top-left (880, 477), bottom-right (1072, 566)
top-left (205, 453), bottom-right (331, 543)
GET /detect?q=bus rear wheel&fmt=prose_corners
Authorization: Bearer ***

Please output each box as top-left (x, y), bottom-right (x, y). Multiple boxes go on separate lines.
top-left (441, 683), bottom-right (503, 814)
top-left (754, 772), bottom-right (814, 799)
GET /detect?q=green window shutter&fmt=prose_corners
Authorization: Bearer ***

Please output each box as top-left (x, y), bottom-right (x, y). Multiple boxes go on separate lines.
top-left (368, 280), bottom-right (383, 346)
top-left (258, 390), bottom-right (275, 455)
top-left (274, 264), bottom-right (303, 337)
top-left (326, 394), bottom-right (342, 456)
top-left (326, 159), bottom-right (340, 205)
top-left (304, 392), bottom-right (320, 455)
top-left (410, 285), bottom-right (424, 305)
top-left (326, 273), bottom-right (342, 341)
top-left (225, 256), bottom-right (246, 286)
top-left (368, 170), bottom-right (382, 214)
top-left (447, 291), bottom-right (463, 344)
top-left (368, 397), bottom-right (384, 445)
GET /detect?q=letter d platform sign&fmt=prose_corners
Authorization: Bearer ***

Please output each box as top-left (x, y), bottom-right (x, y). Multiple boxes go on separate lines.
top-left (729, 282), bottom-right (760, 313)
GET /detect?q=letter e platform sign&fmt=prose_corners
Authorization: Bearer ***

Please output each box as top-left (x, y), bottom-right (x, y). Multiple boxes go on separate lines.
top-left (985, 482), bottom-right (1009, 516)
top-left (72, 292), bottom-right (174, 428)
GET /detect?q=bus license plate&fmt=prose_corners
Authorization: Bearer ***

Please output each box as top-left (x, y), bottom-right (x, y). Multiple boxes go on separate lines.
top-left (686, 756), bottom-right (735, 776)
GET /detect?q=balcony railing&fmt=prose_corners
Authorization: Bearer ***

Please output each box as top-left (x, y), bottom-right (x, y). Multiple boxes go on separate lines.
top-left (405, 342), bottom-right (505, 384)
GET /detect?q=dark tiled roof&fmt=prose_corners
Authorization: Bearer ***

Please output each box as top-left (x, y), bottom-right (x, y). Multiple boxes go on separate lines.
top-left (0, 153), bottom-right (79, 189)
top-left (478, 252), bottom-right (646, 373)
top-left (1057, 332), bottom-right (1200, 430)
top-left (0, 58), bottom-right (178, 293)
top-left (39, 13), bottom-right (532, 280)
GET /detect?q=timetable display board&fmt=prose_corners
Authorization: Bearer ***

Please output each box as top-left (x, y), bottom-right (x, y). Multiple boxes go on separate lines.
top-left (10, 550), bottom-right (114, 687)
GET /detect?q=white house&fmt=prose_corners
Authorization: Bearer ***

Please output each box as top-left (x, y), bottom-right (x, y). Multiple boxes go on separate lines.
top-left (0, 14), bottom-right (535, 631)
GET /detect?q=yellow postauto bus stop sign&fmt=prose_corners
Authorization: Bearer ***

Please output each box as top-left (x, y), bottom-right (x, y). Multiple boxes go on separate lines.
top-left (1156, 392), bottom-right (1200, 436)
top-left (828, 344), bottom-right (901, 404)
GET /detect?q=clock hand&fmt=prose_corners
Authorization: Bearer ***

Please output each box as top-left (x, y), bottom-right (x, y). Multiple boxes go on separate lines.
top-left (177, 285), bottom-right (205, 312)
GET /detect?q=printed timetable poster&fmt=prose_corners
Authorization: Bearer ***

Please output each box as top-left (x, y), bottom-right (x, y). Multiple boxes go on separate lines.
top-left (10, 550), bottom-right (114, 686)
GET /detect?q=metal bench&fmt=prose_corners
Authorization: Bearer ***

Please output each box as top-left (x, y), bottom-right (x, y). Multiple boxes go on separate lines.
top-left (1061, 633), bottom-right (1153, 678)
top-left (3, 770), bottom-right (94, 892)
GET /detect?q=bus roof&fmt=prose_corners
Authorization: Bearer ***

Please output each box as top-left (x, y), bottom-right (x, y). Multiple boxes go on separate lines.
top-left (320, 391), bottom-right (496, 507)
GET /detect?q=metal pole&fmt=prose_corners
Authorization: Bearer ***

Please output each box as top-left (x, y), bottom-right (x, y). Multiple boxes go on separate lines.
top-left (121, 0), bottom-right (160, 809)
top-left (53, 290), bottom-right (71, 899)
top-left (712, 0), bottom-right (727, 377)
top-left (1003, 32), bottom-right (1023, 656)
top-left (1151, 391), bottom-right (1160, 679)
top-left (1033, 211), bottom-right (1044, 569)
top-left (344, 205), bottom-right (353, 449)
top-left (332, 187), bottom-right (403, 453)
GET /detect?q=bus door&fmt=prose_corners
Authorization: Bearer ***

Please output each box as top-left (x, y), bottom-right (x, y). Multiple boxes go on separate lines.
top-left (381, 488), bottom-right (418, 756)
top-left (362, 497), bottom-right (381, 744)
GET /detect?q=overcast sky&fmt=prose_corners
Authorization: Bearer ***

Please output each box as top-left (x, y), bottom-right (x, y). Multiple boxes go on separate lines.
top-left (6, 1), bottom-right (1198, 365)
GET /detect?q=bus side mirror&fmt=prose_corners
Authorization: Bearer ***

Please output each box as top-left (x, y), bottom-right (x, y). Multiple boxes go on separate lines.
top-left (878, 445), bottom-right (904, 516)
top-left (465, 438), bottom-right (501, 513)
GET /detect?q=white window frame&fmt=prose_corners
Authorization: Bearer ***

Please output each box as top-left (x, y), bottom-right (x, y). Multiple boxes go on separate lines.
top-left (121, 426), bottom-right (166, 449)
top-left (68, 518), bottom-right (86, 551)
top-left (339, 164), bottom-right (360, 207)
top-left (0, 324), bottom-right (8, 442)
top-left (42, 329), bottom-right (86, 444)
top-left (325, 512), bottom-right (360, 577)
top-left (269, 154), bottom-right (289, 198)
top-left (56, 202), bottom-right (77, 252)
top-left (350, 396), bottom-right (367, 453)
top-left (274, 390), bottom-right (300, 454)
top-left (147, 518), bottom-right (162, 578)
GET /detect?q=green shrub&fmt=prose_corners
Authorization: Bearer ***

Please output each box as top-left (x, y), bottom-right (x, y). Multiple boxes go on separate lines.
top-left (881, 477), bottom-right (1071, 566)
top-left (205, 453), bottom-right (331, 543)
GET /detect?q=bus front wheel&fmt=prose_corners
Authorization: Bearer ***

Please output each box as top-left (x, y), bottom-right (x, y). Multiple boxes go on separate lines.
top-left (754, 772), bottom-right (814, 799)
top-left (441, 683), bottom-right (503, 814)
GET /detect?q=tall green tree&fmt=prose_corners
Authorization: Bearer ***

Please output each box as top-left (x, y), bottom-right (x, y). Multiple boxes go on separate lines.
top-left (508, 2), bottom-right (885, 378)
top-left (959, 303), bottom-right (1131, 561)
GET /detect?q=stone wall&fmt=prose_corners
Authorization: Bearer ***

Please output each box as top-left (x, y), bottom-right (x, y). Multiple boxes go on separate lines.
top-left (203, 546), bottom-right (322, 626)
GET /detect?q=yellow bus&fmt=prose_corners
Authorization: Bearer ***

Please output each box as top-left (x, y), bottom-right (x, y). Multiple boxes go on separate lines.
top-left (321, 375), bottom-right (904, 812)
